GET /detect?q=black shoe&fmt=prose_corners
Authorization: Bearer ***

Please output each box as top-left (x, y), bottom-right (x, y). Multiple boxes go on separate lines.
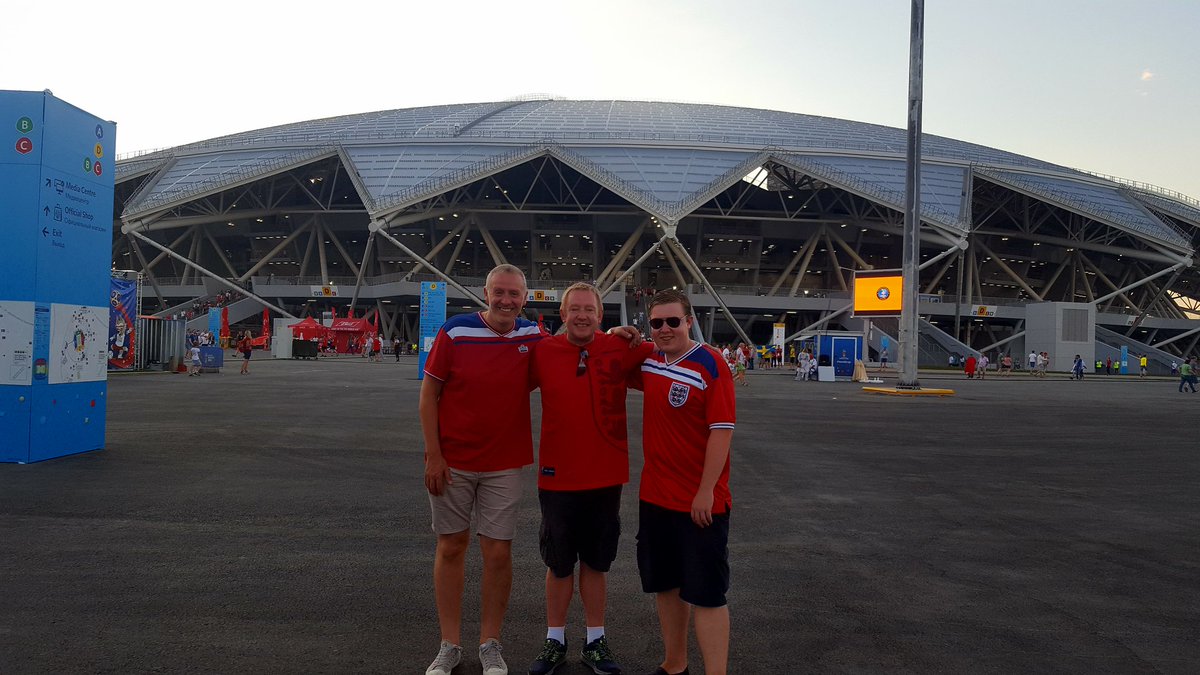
top-left (529, 638), bottom-right (566, 675)
top-left (581, 636), bottom-right (622, 674)
top-left (646, 668), bottom-right (689, 675)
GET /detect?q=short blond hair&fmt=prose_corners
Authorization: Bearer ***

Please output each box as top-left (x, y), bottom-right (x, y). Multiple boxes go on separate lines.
top-left (559, 282), bottom-right (603, 315)
top-left (485, 264), bottom-right (527, 290)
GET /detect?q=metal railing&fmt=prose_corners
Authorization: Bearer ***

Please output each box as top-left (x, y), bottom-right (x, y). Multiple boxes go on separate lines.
top-left (116, 147), bottom-right (172, 161)
top-left (1074, 169), bottom-right (1200, 211)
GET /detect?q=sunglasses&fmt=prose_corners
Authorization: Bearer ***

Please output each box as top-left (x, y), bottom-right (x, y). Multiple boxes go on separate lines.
top-left (576, 349), bottom-right (589, 376)
top-left (649, 316), bottom-right (686, 330)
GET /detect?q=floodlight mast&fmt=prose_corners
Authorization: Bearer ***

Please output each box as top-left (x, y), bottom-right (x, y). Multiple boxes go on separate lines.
top-left (898, 0), bottom-right (924, 389)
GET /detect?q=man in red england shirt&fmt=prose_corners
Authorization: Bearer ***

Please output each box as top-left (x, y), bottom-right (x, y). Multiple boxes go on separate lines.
top-left (634, 289), bottom-right (736, 675)
top-left (527, 283), bottom-right (652, 675)
top-left (420, 264), bottom-right (545, 675)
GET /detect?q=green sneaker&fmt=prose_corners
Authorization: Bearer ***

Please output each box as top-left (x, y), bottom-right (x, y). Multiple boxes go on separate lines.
top-left (581, 635), bottom-right (622, 674)
top-left (528, 638), bottom-right (567, 675)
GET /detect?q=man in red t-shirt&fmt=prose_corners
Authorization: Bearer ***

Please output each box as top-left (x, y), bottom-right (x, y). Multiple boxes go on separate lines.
top-left (633, 289), bottom-right (736, 675)
top-left (420, 264), bottom-right (545, 675)
top-left (527, 283), bottom-right (651, 675)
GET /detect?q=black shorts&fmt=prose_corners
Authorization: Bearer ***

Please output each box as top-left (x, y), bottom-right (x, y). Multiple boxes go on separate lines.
top-left (538, 486), bottom-right (622, 578)
top-left (636, 500), bottom-right (730, 608)
top-left (241, 350), bottom-right (251, 360)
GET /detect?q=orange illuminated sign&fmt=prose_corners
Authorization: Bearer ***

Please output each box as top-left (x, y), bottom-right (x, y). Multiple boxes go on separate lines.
top-left (852, 270), bottom-right (903, 317)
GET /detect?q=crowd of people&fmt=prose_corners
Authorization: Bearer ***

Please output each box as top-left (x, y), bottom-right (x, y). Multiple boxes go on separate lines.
top-left (421, 266), bottom-right (735, 675)
top-left (947, 349), bottom-right (1170, 380)
top-left (186, 329), bottom-right (216, 348)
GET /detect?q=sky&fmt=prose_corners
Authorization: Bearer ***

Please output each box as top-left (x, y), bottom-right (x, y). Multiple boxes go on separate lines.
top-left (5, 0), bottom-right (1198, 199)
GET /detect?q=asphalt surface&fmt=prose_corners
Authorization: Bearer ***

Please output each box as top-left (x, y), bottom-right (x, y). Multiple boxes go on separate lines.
top-left (1, 357), bottom-right (1197, 674)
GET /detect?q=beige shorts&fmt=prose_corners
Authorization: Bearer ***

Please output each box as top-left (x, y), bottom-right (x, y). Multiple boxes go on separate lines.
top-left (429, 468), bottom-right (523, 540)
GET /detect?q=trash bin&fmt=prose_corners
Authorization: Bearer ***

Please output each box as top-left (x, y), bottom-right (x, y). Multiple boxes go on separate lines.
top-left (292, 339), bottom-right (318, 360)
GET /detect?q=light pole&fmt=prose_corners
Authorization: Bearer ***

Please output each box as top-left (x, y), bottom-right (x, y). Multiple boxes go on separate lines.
top-left (898, 0), bottom-right (924, 389)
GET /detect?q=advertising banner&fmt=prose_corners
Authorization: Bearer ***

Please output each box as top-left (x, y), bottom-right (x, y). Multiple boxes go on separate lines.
top-left (310, 285), bottom-right (339, 297)
top-left (108, 277), bottom-right (136, 370)
top-left (772, 323), bottom-right (785, 347)
top-left (418, 282), bottom-right (447, 379)
top-left (832, 336), bottom-right (857, 377)
top-left (970, 304), bottom-right (998, 317)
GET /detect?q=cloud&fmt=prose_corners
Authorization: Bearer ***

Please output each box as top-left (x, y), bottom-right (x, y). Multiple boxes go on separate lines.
top-left (1140, 69), bottom-right (1155, 81)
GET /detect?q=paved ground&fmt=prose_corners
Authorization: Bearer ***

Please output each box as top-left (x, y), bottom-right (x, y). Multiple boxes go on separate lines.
top-left (1, 357), bottom-right (1197, 674)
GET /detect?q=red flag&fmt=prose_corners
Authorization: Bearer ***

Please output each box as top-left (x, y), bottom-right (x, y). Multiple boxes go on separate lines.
top-left (220, 306), bottom-right (230, 339)
top-left (262, 308), bottom-right (270, 339)
top-left (330, 306), bottom-right (336, 318)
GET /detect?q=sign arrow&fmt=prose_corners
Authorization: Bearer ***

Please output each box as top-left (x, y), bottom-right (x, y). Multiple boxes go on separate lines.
top-left (42, 227), bottom-right (48, 237)
top-left (43, 206), bottom-right (50, 216)
top-left (45, 178), bottom-right (51, 187)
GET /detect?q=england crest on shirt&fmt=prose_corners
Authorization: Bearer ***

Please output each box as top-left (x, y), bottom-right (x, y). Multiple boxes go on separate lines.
top-left (668, 381), bottom-right (690, 408)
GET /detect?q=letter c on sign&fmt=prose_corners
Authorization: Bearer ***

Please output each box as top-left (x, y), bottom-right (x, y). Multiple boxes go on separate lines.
top-left (15, 137), bottom-right (33, 154)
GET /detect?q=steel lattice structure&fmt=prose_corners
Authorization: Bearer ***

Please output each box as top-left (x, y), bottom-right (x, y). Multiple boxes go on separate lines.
top-left (112, 99), bottom-right (1200, 364)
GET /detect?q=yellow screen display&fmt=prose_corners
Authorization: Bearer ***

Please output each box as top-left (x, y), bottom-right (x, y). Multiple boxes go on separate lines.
top-left (853, 272), bottom-right (903, 316)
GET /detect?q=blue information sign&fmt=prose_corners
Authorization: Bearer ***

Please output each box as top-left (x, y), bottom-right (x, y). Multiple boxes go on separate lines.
top-left (418, 282), bottom-right (447, 379)
top-left (0, 91), bottom-right (115, 463)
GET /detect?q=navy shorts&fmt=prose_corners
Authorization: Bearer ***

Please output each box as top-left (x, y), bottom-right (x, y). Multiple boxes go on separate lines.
top-left (636, 500), bottom-right (730, 608)
top-left (539, 486), bottom-right (622, 578)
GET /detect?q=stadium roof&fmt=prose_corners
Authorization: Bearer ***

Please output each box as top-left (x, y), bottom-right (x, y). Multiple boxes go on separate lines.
top-left (118, 99), bottom-right (1197, 254)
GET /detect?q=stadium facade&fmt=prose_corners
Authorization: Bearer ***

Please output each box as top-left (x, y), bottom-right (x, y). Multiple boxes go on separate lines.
top-left (112, 99), bottom-right (1200, 370)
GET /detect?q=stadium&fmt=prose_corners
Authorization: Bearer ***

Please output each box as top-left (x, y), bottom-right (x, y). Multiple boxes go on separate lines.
top-left (112, 98), bottom-right (1200, 371)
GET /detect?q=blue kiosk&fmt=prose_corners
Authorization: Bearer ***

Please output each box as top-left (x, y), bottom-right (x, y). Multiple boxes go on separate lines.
top-left (0, 91), bottom-right (115, 463)
top-left (801, 331), bottom-right (864, 379)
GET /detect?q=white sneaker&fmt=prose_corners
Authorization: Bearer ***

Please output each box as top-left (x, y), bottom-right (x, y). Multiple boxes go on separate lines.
top-left (426, 640), bottom-right (462, 675)
top-left (479, 638), bottom-right (508, 675)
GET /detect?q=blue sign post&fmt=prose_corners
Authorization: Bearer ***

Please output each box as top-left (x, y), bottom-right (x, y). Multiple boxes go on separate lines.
top-left (0, 91), bottom-right (115, 463)
top-left (418, 282), bottom-right (447, 379)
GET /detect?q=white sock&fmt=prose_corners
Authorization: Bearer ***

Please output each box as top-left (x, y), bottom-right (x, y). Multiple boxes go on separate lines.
top-left (547, 626), bottom-right (566, 644)
top-left (586, 626), bottom-right (605, 643)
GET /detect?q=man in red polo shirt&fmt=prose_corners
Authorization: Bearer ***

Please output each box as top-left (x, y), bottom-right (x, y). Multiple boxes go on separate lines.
top-left (633, 289), bottom-right (736, 675)
top-left (420, 264), bottom-right (546, 675)
top-left (527, 282), bottom-right (652, 675)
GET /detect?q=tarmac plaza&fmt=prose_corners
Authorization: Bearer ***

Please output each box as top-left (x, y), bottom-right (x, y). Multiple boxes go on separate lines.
top-left (1, 358), bottom-right (1196, 674)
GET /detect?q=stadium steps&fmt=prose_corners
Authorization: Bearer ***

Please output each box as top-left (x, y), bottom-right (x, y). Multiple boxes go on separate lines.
top-left (1095, 325), bottom-right (1178, 375)
top-left (184, 297), bottom-right (265, 333)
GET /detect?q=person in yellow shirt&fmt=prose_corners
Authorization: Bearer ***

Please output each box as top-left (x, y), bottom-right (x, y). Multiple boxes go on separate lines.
top-left (1140, 354), bottom-right (1149, 377)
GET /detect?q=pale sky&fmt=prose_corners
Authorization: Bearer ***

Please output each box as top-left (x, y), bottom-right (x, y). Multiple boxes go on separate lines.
top-left (6, 0), bottom-right (1198, 199)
